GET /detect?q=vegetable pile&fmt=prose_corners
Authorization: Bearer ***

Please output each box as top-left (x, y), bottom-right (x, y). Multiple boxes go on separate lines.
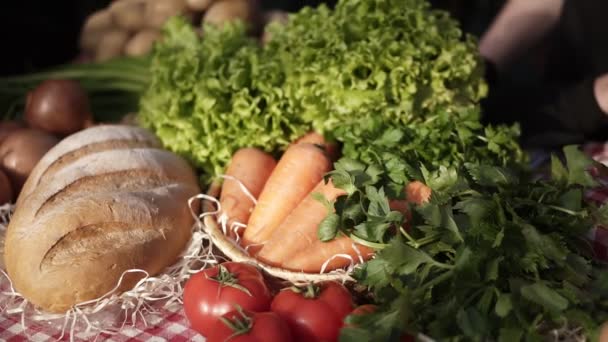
top-left (137, 0), bottom-right (608, 339)
top-left (138, 0), bottom-right (522, 177)
top-left (3, 0), bottom-right (608, 340)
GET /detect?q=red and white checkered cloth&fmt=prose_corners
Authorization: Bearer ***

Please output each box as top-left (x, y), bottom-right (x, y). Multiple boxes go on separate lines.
top-left (2, 143), bottom-right (608, 341)
top-left (0, 308), bottom-right (205, 342)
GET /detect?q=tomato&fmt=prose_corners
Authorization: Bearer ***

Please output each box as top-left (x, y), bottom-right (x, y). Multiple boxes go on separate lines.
top-left (271, 281), bottom-right (353, 342)
top-left (350, 304), bottom-right (378, 316)
top-left (207, 308), bottom-right (293, 342)
top-left (344, 304), bottom-right (377, 327)
top-left (183, 262), bottom-right (272, 337)
top-left (345, 304), bottom-right (415, 342)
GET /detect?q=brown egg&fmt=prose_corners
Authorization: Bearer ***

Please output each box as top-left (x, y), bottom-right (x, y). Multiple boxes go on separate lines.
top-left (0, 129), bottom-right (59, 193)
top-left (25, 79), bottom-right (94, 136)
top-left (0, 121), bottom-right (25, 145)
top-left (0, 169), bottom-right (13, 204)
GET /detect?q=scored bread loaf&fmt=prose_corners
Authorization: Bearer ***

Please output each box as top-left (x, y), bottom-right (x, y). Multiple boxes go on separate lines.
top-left (4, 125), bottom-right (201, 313)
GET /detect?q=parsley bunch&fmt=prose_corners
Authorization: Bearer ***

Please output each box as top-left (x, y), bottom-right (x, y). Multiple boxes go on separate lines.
top-left (334, 145), bottom-right (608, 341)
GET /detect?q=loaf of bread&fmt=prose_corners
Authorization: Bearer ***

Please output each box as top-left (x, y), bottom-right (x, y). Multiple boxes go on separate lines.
top-left (4, 125), bottom-right (201, 313)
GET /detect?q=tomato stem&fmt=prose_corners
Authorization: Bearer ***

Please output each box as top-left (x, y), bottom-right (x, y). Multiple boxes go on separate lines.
top-left (289, 283), bottom-right (321, 299)
top-left (220, 305), bottom-right (253, 339)
top-left (208, 265), bottom-right (253, 296)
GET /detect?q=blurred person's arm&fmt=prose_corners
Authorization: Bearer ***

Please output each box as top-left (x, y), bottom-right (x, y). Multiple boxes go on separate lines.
top-left (479, 0), bottom-right (565, 71)
top-left (596, 74), bottom-right (608, 115)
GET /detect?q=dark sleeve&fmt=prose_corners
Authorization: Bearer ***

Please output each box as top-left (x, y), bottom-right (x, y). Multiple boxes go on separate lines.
top-left (481, 63), bottom-right (608, 148)
top-left (520, 78), bottom-right (608, 147)
top-left (539, 78), bottom-right (608, 138)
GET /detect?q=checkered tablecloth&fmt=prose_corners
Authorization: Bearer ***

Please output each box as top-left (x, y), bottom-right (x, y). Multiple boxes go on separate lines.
top-left (0, 308), bottom-right (204, 342)
top-left (2, 143), bottom-right (608, 341)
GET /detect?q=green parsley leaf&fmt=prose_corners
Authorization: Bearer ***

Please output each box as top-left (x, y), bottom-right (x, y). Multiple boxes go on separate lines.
top-left (520, 282), bottom-right (569, 313)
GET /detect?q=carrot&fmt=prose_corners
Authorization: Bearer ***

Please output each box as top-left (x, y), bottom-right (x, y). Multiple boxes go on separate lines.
top-left (219, 148), bottom-right (277, 239)
top-left (281, 235), bottom-right (375, 273)
top-left (256, 179), bottom-right (346, 267)
top-left (242, 143), bottom-right (332, 251)
top-left (389, 180), bottom-right (432, 230)
top-left (294, 131), bottom-right (340, 161)
top-left (405, 180), bottom-right (432, 204)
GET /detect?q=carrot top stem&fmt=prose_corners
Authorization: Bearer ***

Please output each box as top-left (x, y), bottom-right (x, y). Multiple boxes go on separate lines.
top-left (208, 265), bottom-right (253, 297)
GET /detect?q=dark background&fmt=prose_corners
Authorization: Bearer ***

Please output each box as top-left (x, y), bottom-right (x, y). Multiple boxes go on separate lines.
top-left (0, 0), bottom-right (505, 77)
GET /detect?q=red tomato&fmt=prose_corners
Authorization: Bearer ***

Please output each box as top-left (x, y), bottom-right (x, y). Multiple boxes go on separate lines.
top-left (344, 304), bottom-right (377, 327)
top-left (183, 262), bottom-right (272, 337)
top-left (345, 304), bottom-right (415, 342)
top-left (207, 309), bottom-right (293, 342)
top-left (271, 281), bottom-right (353, 342)
top-left (350, 304), bottom-right (378, 316)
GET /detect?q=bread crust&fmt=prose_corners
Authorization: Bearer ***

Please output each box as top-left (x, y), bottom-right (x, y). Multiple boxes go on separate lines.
top-left (4, 125), bottom-right (200, 313)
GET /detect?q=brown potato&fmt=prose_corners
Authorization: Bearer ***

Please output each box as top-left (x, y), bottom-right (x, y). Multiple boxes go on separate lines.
top-left (203, 0), bottom-right (261, 32)
top-left (0, 121), bottom-right (25, 146)
top-left (111, 0), bottom-right (147, 32)
top-left (96, 29), bottom-right (131, 62)
top-left (25, 79), bottom-right (93, 136)
top-left (0, 129), bottom-right (59, 193)
top-left (80, 9), bottom-right (114, 52)
top-left (145, 0), bottom-right (188, 28)
top-left (125, 30), bottom-right (161, 57)
top-left (261, 10), bottom-right (289, 45)
top-left (0, 168), bottom-right (13, 204)
top-left (186, 0), bottom-right (214, 12)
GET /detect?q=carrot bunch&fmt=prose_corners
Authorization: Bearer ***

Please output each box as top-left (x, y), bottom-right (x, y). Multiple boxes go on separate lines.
top-left (217, 132), bottom-right (428, 273)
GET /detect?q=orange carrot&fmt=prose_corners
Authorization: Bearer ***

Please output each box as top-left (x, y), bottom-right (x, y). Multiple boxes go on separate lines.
top-left (281, 235), bottom-right (375, 273)
top-left (294, 131), bottom-right (340, 161)
top-left (242, 143), bottom-right (332, 251)
top-left (219, 148), bottom-right (277, 239)
top-left (406, 180), bottom-right (432, 204)
top-left (389, 180), bottom-right (432, 230)
top-left (256, 179), bottom-right (346, 267)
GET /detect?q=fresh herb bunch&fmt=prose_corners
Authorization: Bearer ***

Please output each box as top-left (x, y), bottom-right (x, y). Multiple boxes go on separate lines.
top-left (138, 0), bottom-right (519, 178)
top-left (334, 145), bottom-right (608, 341)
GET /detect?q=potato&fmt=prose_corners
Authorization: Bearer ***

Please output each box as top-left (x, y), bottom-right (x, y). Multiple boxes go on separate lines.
top-left (25, 79), bottom-right (93, 136)
top-left (261, 10), bottom-right (288, 45)
top-left (95, 29), bottom-right (130, 62)
top-left (80, 9), bottom-right (113, 52)
top-left (82, 9), bottom-right (114, 33)
top-left (203, 0), bottom-right (261, 31)
top-left (186, 0), bottom-right (214, 12)
top-left (111, 0), bottom-right (147, 32)
top-left (145, 0), bottom-right (188, 28)
top-left (0, 129), bottom-right (59, 193)
top-left (0, 168), bottom-right (13, 204)
top-left (0, 121), bottom-right (25, 146)
top-left (125, 30), bottom-right (160, 57)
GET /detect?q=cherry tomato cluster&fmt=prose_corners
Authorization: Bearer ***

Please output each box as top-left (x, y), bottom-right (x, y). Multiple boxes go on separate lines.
top-left (183, 262), bottom-right (357, 342)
